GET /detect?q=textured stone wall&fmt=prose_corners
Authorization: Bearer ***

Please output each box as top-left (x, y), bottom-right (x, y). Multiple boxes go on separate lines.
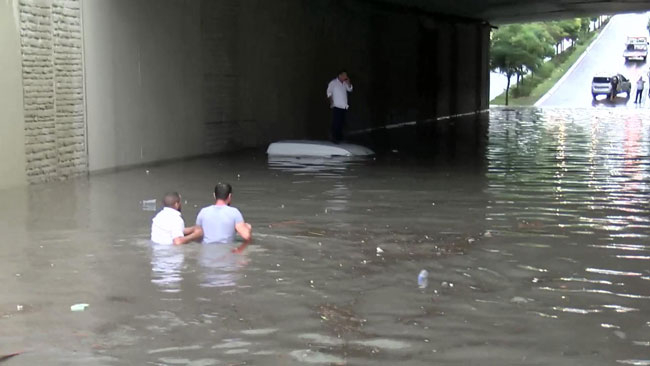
top-left (200, 0), bottom-right (261, 153)
top-left (19, 0), bottom-right (86, 183)
top-left (201, 0), bottom-right (243, 153)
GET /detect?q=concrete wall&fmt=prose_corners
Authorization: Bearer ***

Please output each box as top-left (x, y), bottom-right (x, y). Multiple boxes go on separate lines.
top-left (17, 0), bottom-right (87, 183)
top-left (0, 0), bottom-right (26, 189)
top-left (81, 0), bottom-right (489, 172)
top-left (83, 0), bottom-right (204, 171)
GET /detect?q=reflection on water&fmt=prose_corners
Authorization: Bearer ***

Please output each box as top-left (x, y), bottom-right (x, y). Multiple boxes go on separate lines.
top-left (486, 107), bottom-right (650, 365)
top-left (150, 244), bottom-right (185, 293)
top-left (198, 244), bottom-right (248, 288)
top-left (268, 156), bottom-right (363, 213)
top-left (1, 108), bottom-right (650, 365)
top-left (267, 155), bottom-right (368, 176)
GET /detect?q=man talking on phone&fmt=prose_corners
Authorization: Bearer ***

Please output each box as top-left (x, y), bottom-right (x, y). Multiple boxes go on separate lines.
top-left (326, 70), bottom-right (353, 143)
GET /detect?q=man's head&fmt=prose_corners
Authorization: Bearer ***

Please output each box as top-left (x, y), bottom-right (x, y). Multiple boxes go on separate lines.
top-left (163, 192), bottom-right (182, 211)
top-left (337, 70), bottom-right (349, 82)
top-left (214, 182), bottom-right (233, 204)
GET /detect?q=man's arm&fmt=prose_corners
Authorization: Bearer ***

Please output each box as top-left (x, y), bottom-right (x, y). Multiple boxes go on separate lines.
top-left (326, 82), bottom-right (334, 107)
top-left (345, 80), bottom-right (353, 92)
top-left (235, 222), bottom-right (252, 242)
top-left (232, 222), bottom-right (252, 253)
top-left (174, 225), bottom-right (203, 245)
top-left (196, 209), bottom-right (203, 228)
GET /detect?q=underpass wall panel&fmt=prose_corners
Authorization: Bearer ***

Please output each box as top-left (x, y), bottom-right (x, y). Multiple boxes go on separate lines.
top-left (456, 23), bottom-right (479, 115)
top-left (80, 0), bottom-right (490, 171)
top-left (366, 13), bottom-right (420, 129)
top-left (476, 23), bottom-right (491, 110)
top-left (232, 0), bottom-right (378, 142)
top-left (83, 0), bottom-right (204, 172)
top-left (435, 23), bottom-right (453, 118)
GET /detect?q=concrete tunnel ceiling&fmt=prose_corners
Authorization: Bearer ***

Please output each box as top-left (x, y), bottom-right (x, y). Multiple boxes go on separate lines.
top-left (376, 0), bottom-right (650, 23)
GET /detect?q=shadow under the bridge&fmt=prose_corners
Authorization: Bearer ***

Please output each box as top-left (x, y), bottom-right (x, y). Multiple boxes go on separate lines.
top-left (349, 112), bottom-right (489, 168)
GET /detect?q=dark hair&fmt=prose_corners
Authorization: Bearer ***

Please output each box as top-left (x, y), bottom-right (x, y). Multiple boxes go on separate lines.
top-left (163, 192), bottom-right (181, 207)
top-left (214, 182), bottom-right (232, 200)
top-left (338, 70), bottom-right (347, 76)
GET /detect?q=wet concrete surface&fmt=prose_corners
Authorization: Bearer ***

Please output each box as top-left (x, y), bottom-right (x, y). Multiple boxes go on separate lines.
top-left (1, 107), bottom-right (650, 365)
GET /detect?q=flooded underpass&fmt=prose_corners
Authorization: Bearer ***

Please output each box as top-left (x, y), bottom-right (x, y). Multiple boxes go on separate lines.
top-left (1, 107), bottom-right (649, 365)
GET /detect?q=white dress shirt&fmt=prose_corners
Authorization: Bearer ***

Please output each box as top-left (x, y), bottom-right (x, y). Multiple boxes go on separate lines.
top-left (326, 78), bottom-right (353, 109)
top-left (151, 207), bottom-right (185, 245)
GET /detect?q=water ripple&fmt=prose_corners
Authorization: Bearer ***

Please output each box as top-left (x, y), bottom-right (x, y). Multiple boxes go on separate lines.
top-left (585, 268), bottom-right (643, 276)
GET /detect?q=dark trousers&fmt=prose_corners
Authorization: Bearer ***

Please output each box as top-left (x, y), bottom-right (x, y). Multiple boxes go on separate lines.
top-left (331, 107), bottom-right (346, 143)
top-left (635, 89), bottom-right (643, 103)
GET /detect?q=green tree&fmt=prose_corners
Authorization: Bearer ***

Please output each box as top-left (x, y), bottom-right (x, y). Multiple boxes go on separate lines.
top-left (580, 18), bottom-right (591, 34)
top-left (523, 23), bottom-right (555, 71)
top-left (491, 24), bottom-right (554, 104)
top-left (559, 18), bottom-right (582, 47)
top-left (491, 25), bottom-right (523, 105)
top-left (544, 21), bottom-right (568, 54)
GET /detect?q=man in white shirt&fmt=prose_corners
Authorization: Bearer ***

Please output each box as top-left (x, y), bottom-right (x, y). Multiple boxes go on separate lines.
top-left (151, 192), bottom-right (203, 245)
top-left (326, 70), bottom-right (353, 143)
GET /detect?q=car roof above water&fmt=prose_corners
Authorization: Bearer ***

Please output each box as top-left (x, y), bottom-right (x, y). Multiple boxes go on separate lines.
top-left (592, 76), bottom-right (611, 82)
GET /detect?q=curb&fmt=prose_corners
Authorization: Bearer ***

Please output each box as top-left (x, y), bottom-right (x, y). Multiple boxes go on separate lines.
top-left (534, 17), bottom-right (614, 106)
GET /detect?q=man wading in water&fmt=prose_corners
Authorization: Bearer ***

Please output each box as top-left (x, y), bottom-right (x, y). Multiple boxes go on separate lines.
top-left (151, 192), bottom-right (203, 245)
top-left (196, 183), bottom-right (252, 252)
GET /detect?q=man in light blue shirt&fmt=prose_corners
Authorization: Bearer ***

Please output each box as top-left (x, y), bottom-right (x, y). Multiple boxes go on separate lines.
top-left (196, 182), bottom-right (252, 245)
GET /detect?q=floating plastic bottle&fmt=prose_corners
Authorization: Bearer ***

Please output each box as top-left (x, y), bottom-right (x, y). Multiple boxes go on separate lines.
top-left (70, 303), bottom-right (89, 312)
top-left (417, 269), bottom-right (429, 289)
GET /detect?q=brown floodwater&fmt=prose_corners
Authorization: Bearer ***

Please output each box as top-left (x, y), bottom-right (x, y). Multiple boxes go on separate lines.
top-left (1, 108), bottom-right (649, 365)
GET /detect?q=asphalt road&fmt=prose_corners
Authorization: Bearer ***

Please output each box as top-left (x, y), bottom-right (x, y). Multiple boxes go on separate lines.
top-left (540, 13), bottom-right (650, 107)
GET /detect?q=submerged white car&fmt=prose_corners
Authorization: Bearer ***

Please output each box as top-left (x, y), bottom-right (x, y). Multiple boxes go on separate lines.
top-left (591, 74), bottom-right (631, 99)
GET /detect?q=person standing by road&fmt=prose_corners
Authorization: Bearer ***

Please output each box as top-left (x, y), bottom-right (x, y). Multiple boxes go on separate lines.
top-left (196, 183), bottom-right (252, 248)
top-left (635, 76), bottom-right (645, 103)
top-left (326, 70), bottom-right (353, 143)
top-left (610, 76), bottom-right (619, 101)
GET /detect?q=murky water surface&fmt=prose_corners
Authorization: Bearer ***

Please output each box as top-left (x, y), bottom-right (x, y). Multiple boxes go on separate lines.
top-left (1, 108), bottom-right (649, 365)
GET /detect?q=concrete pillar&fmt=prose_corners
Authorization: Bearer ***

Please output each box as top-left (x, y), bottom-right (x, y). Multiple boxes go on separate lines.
top-left (18, 0), bottom-right (87, 183)
top-left (0, 0), bottom-right (27, 189)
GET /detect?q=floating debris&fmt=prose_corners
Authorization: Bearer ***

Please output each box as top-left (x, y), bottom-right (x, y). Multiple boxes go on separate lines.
top-left (0, 352), bottom-right (22, 363)
top-left (141, 199), bottom-right (157, 211)
top-left (70, 303), bottom-right (89, 312)
top-left (418, 270), bottom-right (429, 289)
